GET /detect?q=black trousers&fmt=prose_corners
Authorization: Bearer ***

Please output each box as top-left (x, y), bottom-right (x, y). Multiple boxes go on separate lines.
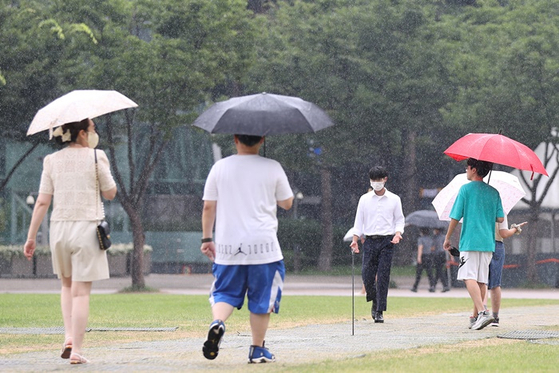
top-left (413, 254), bottom-right (435, 289)
top-left (432, 251), bottom-right (449, 288)
top-left (362, 236), bottom-right (394, 312)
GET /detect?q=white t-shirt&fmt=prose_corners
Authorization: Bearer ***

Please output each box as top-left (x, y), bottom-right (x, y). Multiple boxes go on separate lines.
top-left (495, 215), bottom-right (509, 242)
top-left (203, 154), bottom-right (293, 265)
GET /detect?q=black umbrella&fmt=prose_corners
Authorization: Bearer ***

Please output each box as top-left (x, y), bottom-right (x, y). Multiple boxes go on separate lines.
top-left (405, 210), bottom-right (448, 229)
top-left (192, 92), bottom-right (334, 136)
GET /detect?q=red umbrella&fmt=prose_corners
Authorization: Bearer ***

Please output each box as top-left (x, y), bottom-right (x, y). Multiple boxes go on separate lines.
top-left (444, 133), bottom-right (548, 178)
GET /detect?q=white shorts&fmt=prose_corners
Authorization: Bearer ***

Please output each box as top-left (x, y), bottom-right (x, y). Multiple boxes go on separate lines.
top-left (456, 251), bottom-right (493, 284)
top-left (50, 221), bottom-right (109, 282)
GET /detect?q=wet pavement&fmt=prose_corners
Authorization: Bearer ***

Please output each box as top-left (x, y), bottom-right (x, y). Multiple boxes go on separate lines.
top-left (1, 273), bottom-right (558, 299)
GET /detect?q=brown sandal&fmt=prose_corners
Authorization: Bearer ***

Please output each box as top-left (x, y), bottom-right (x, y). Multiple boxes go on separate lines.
top-left (60, 338), bottom-right (72, 359)
top-left (70, 353), bottom-right (90, 364)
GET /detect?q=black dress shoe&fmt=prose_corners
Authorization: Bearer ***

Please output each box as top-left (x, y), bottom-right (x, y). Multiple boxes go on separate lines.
top-left (374, 311), bottom-right (384, 323)
top-left (371, 303), bottom-right (378, 319)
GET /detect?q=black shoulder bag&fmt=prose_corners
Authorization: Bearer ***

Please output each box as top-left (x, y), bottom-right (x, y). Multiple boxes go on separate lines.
top-left (95, 150), bottom-right (111, 250)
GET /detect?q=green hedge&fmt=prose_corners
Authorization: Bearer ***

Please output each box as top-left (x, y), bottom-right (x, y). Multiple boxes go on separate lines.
top-left (277, 218), bottom-right (351, 271)
top-left (0, 245), bottom-right (50, 260)
top-left (0, 244), bottom-right (152, 260)
top-left (105, 244), bottom-right (153, 256)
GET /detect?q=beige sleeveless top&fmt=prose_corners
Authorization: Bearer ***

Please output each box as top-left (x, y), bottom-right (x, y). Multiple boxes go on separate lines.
top-left (39, 147), bottom-right (116, 221)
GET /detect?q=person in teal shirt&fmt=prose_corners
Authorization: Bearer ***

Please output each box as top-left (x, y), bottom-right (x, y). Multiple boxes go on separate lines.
top-left (444, 158), bottom-right (504, 330)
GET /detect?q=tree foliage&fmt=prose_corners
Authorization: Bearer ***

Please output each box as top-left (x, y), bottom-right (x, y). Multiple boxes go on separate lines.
top-left (0, 0), bottom-right (97, 139)
top-left (76, 0), bottom-right (256, 288)
top-left (242, 0), bottom-right (559, 273)
top-left (1, 0), bottom-right (558, 282)
top-left (246, 0), bottom-right (458, 269)
top-left (1, 0), bottom-right (257, 288)
top-left (437, 0), bottom-right (559, 281)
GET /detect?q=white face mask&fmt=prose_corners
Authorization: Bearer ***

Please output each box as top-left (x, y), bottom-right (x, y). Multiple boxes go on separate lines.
top-left (370, 181), bottom-right (385, 192)
top-left (87, 131), bottom-right (99, 149)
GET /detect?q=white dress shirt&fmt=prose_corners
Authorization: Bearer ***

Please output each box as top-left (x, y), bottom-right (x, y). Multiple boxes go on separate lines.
top-left (352, 189), bottom-right (405, 237)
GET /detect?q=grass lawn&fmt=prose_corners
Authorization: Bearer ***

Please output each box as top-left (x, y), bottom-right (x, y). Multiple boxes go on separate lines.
top-left (1, 294), bottom-right (558, 371)
top-left (260, 339), bottom-right (559, 373)
top-left (294, 265), bottom-right (417, 277)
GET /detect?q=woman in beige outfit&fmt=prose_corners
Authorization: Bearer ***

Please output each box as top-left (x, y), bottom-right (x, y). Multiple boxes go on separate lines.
top-left (24, 118), bottom-right (117, 364)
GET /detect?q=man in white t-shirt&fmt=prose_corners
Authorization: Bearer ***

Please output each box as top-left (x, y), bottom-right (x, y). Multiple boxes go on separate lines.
top-left (200, 134), bottom-right (293, 364)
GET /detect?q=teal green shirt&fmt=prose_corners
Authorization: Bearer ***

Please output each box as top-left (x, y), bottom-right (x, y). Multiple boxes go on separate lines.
top-left (449, 181), bottom-right (504, 252)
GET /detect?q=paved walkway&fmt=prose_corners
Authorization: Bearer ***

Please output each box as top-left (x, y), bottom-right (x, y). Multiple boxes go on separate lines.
top-left (1, 273), bottom-right (558, 299)
top-left (2, 304), bottom-right (558, 372)
top-left (1, 275), bottom-right (558, 372)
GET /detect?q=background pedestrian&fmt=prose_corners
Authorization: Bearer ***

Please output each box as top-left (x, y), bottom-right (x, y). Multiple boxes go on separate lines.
top-left (431, 228), bottom-right (451, 292)
top-left (411, 228), bottom-right (435, 292)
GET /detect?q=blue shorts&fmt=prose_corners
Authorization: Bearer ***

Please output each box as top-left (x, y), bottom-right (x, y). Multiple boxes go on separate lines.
top-left (488, 241), bottom-right (505, 290)
top-left (209, 261), bottom-right (285, 314)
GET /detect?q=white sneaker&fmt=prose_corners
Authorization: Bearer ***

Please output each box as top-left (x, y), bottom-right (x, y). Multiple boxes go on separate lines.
top-left (468, 316), bottom-right (477, 329)
top-left (471, 311), bottom-right (494, 330)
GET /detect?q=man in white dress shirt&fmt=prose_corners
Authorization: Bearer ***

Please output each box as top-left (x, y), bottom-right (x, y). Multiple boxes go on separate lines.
top-left (350, 166), bottom-right (405, 323)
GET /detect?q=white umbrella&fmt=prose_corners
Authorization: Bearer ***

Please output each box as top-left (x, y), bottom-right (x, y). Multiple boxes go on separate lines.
top-left (27, 90), bottom-right (138, 138)
top-left (432, 171), bottom-right (526, 221)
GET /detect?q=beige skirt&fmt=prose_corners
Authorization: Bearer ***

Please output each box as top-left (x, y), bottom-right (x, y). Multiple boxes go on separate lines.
top-left (50, 221), bottom-right (109, 282)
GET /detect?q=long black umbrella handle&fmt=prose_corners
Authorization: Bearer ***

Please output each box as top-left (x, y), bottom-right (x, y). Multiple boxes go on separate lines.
top-left (351, 251), bottom-right (355, 336)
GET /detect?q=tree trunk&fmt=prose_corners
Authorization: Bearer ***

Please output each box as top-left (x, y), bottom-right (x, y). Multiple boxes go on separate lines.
top-left (104, 116), bottom-right (170, 291)
top-left (402, 129), bottom-right (418, 214)
top-left (121, 201), bottom-right (145, 289)
top-left (526, 205), bottom-right (540, 283)
top-left (318, 167), bottom-right (333, 271)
